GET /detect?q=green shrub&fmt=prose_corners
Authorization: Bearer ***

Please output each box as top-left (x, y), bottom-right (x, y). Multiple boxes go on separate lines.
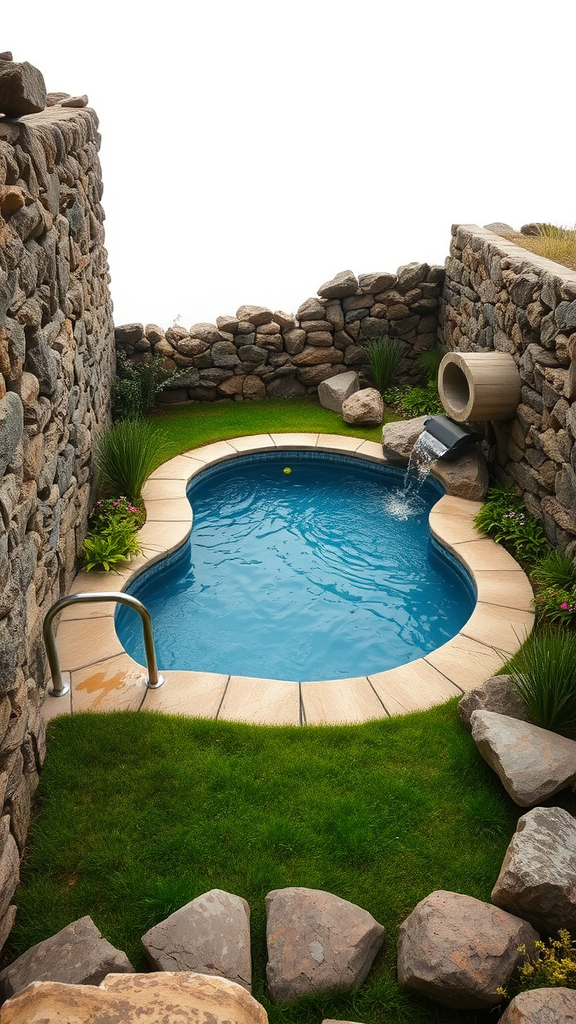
top-left (473, 483), bottom-right (549, 564)
top-left (383, 381), bottom-right (443, 417)
top-left (415, 347), bottom-right (444, 383)
top-left (362, 335), bottom-right (404, 395)
top-left (501, 930), bottom-right (576, 1000)
top-left (83, 526), bottom-right (142, 573)
top-left (113, 351), bottom-right (185, 421)
top-left (507, 628), bottom-right (576, 736)
top-left (95, 420), bottom-right (170, 503)
top-left (532, 549), bottom-right (576, 590)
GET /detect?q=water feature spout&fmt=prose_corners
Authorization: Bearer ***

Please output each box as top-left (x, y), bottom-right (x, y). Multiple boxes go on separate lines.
top-left (423, 415), bottom-right (483, 462)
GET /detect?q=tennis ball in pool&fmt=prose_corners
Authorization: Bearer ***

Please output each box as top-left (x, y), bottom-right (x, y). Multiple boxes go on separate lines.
top-left (283, 467), bottom-right (292, 474)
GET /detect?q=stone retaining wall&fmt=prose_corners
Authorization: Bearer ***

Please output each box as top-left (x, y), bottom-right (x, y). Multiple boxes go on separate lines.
top-left (115, 264), bottom-right (444, 403)
top-left (0, 102), bottom-right (114, 949)
top-left (440, 225), bottom-right (576, 554)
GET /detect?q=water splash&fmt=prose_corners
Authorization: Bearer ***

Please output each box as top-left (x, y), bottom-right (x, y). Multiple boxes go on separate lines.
top-left (383, 430), bottom-right (447, 521)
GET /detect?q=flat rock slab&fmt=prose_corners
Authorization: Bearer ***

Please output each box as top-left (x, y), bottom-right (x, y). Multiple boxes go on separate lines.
top-left (0, 915), bottom-right (134, 1001)
top-left (0, 971), bottom-right (268, 1024)
top-left (342, 388), bottom-right (383, 425)
top-left (470, 710), bottom-right (576, 806)
top-left (265, 887), bottom-right (384, 1003)
top-left (318, 371), bottom-right (359, 413)
top-left (397, 890), bottom-right (538, 1010)
top-left (141, 888), bottom-right (252, 991)
top-left (458, 675), bottom-right (531, 730)
top-left (500, 987), bottom-right (576, 1022)
top-left (492, 806), bottom-right (576, 933)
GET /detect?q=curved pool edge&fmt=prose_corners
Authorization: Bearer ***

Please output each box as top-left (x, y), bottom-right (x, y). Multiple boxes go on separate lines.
top-left (45, 433), bottom-right (535, 727)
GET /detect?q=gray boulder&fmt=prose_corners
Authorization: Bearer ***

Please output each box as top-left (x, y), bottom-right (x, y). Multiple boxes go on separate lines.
top-left (318, 271), bottom-right (359, 299)
top-left (318, 371), bottom-right (360, 413)
top-left (471, 710), bottom-right (576, 806)
top-left (0, 60), bottom-right (46, 118)
top-left (382, 416), bottom-right (428, 462)
top-left (500, 987), bottom-right (576, 1022)
top-left (0, 392), bottom-right (23, 479)
top-left (141, 889), bottom-right (252, 991)
top-left (492, 807), bottom-right (576, 933)
top-left (265, 887), bottom-right (384, 1003)
top-left (432, 448), bottom-right (489, 501)
top-left (458, 675), bottom-right (531, 730)
top-left (342, 388), bottom-right (383, 425)
top-left (397, 890), bottom-right (538, 1010)
top-left (0, 916), bottom-right (134, 1001)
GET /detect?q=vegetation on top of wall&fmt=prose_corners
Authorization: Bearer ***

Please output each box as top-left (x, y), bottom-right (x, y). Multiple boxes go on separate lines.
top-left (499, 223), bottom-right (576, 271)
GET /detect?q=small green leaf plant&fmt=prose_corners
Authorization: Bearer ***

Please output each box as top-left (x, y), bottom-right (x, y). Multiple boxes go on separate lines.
top-left (473, 483), bottom-right (550, 565)
top-left (113, 351), bottom-right (185, 421)
top-left (384, 382), bottom-right (443, 417)
top-left (499, 930), bottom-right (576, 1001)
top-left (83, 496), bottom-right (144, 573)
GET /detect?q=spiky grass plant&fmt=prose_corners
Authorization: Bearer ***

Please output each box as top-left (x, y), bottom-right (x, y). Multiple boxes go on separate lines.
top-left (415, 347), bottom-right (444, 384)
top-left (363, 335), bottom-right (404, 396)
top-left (95, 420), bottom-right (170, 503)
top-left (508, 628), bottom-right (576, 736)
top-left (532, 550), bottom-right (576, 590)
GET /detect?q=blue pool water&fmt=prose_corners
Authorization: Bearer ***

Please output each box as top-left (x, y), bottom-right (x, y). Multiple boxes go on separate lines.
top-left (116, 452), bottom-right (476, 681)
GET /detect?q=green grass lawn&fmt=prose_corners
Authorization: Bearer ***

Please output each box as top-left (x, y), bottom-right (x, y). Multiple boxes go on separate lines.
top-left (8, 703), bottom-right (575, 1023)
top-left (150, 396), bottom-right (397, 464)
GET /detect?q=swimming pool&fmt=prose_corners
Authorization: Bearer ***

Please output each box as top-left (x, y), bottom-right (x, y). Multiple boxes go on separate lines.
top-left (116, 451), bottom-right (476, 681)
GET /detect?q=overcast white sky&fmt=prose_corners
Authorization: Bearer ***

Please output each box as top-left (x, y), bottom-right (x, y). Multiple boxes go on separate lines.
top-left (8, 0), bottom-right (576, 329)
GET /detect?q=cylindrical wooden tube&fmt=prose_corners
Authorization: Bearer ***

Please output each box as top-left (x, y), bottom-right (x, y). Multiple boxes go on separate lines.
top-left (438, 351), bottom-right (521, 422)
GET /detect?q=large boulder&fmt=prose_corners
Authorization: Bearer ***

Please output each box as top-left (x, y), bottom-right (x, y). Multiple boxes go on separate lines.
top-left (492, 807), bottom-right (576, 933)
top-left (342, 388), bottom-right (383, 425)
top-left (265, 887), bottom-right (384, 1003)
top-left (470, 710), bottom-right (576, 806)
top-left (0, 916), bottom-right (134, 1002)
top-left (318, 371), bottom-right (359, 413)
top-left (141, 889), bottom-right (252, 991)
top-left (382, 417), bottom-right (427, 462)
top-left (458, 675), bottom-right (531, 731)
top-left (432, 448), bottom-right (489, 501)
top-left (499, 987), bottom-right (576, 1022)
top-left (0, 60), bottom-right (46, 118)
top-left (397, 890), bottom-right (538, 1010)
top-left (0, 972), bottom-right (268, 1024)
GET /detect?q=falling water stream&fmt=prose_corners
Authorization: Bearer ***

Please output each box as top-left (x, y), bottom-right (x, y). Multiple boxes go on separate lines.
top-left (382, 429), bottom-right (448, 521)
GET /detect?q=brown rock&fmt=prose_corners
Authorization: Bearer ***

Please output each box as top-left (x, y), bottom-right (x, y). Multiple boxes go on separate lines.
top-left (60, 95), bottom-right (88, 108)
top-left (432, 449), bottom-right (489, 501)
top-left (492, 806), bottom-right (576, 933)
top-left (317, 270), bottom-right (358, 299)
top-left (342, 388), bottom-right (384, 425)
top-left (382, 416), bottom-right (428, 462)
top-left (293, 346), bottom-right (341, 366)
top-left (358, 272), bottom-right (397, 293)
top-left (500, 987), bottom-right (576, 1023)
top-left (0, 916), bottom-right (134, 1001)
top-left (243, 376), bottom-right (267, 400)
top-left (189, 322), bottom-right (221, 344)
top-left (297, 297), bottom-right (326, 321)
top-left (284, 329), bottom-right (306, 355)
top-left (306, 332), bottom-right (334, 348)
top-left (266, 887), bottom-right (384, 1003)
top-left (141, 889), bottom-right (251, 991)
top-left (0, 972), bottom-right (269, 1024)
top-left (458, 675), bottom-right (530, 731)
top-left (0, 61), bottom-right (46, 118)
top-left (0, 186), bottom-right (25, 214)
top-left (272, 311), bottom-right (295, 331)
top-left (216, 315), bottom-right (239, 333)
top-left (397, 890), bottom-right (538, 1010)
top-left (236, 305), bottom-right (273, 326)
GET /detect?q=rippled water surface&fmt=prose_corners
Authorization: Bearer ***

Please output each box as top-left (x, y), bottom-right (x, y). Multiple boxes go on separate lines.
top-left (117, 453), bottom-right (475, 680)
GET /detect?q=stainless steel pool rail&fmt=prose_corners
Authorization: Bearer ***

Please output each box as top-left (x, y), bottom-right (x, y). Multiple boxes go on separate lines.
top-left (43, 592), bottom-right (165, 697)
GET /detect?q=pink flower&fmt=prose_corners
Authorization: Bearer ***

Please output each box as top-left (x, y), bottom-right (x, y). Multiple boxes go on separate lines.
top-left (561, 602), bottom-right (569, 610)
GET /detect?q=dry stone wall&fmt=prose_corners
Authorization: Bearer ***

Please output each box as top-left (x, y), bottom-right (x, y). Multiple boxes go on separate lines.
top-left (116, 264), bottom-right (444, 402)
top-left (0, 100), bottom-right (114, 950)
top-left (440, 225), bottom-right (576, 554)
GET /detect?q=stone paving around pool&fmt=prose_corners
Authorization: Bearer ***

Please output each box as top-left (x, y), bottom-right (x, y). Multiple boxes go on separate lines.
top-left (42, 435), bottom-right (535, 728)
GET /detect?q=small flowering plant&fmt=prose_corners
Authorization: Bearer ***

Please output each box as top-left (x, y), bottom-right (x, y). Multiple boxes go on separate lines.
top-left (499, 930), bottom-right (576, 1000)
top-left (535, 586), bottom-right (576, 627)
top-left (88, 495), bottom-right (145, 534)
top-left (473, 483), bottom-right (549, 564)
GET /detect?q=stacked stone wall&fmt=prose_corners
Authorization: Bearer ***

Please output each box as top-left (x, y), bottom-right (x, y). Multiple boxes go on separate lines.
top-left (0, 103), bottom-right (114, 949)
top-left (116, 264), bottom-right (444, 402)
top-left (441, 224), bottom-right (576, 553)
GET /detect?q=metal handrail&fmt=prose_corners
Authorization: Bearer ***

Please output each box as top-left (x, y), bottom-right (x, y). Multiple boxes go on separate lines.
top-left (43, 592), bottom-right (165, 697)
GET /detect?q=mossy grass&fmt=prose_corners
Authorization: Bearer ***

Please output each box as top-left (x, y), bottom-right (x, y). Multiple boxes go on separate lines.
top-left (8, 701), bottom-right (576, 1022)
top-left (149, 397), bottom-right (398, 466)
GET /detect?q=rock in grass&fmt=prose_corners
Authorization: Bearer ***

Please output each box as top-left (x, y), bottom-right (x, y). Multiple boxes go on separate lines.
top-left (397, 890), bottom-right (538, 1010)
top-left (470, 710), bottom-right (576, 806)
top-left (141, 889), bottom-right (252, 991)
top-left (499, 987), bottom-right (576, 1022)
top-left (458, 675), bottom-right (531, 730)
top-left (265, 887), bottom-right (384, 1003)
top-left (492, 807), bottom-right (576, 933)
top-left (0, 916), bottom-right (134, 1001)
top-left (318, 371), bottom-right (359, 413)
top-left (342, 387), bottom-right (383, 425)
top-left (0, 972), bottom-right (268, 1024)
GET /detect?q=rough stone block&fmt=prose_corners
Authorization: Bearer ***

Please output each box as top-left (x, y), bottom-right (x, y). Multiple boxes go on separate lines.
top-left (458, 676), bottom-right (530, 731)
top-left (342, 388), bottom-right (383, 425)
top-left (499, 987), bottom-right (576, 1022)
top-left (317, 371), bottom-right (359, 413)
top-left (0, 61), bottom-right (46, 118)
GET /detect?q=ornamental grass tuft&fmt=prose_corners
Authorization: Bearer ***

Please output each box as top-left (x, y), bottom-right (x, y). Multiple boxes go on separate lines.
top-left (507, 628), bottom-right (576, 737)
top-left (95, 419), bottom-right (170, 503)
top-left (362, 335), bottom-right (404, 396)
